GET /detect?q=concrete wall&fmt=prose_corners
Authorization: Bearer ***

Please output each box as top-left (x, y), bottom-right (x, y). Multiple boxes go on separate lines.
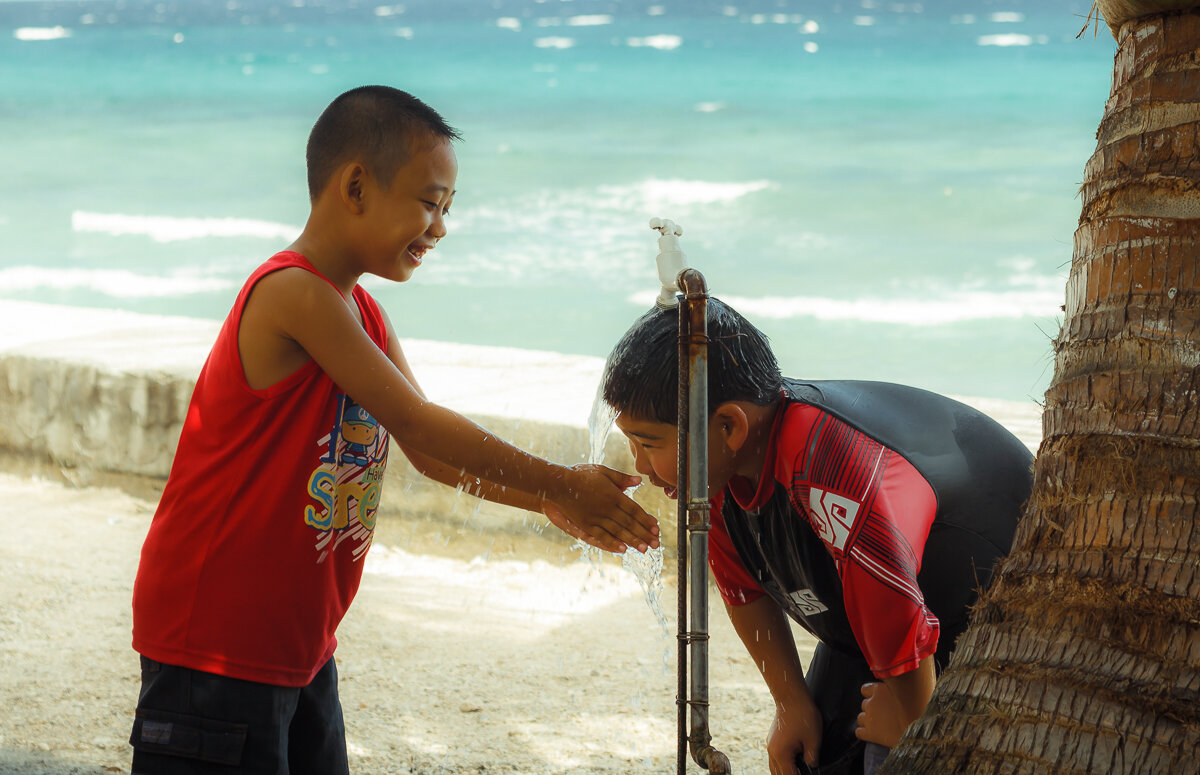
top-left (0, 301), bottom-right (665, 545)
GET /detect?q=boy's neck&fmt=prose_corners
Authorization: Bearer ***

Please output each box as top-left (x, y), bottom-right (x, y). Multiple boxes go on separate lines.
top-left (287, 232), bottom-right (361, 301)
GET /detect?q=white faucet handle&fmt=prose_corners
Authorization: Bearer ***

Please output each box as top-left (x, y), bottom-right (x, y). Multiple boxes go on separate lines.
top-left (651, 216), bottom-right (688, 309)
top-left (649, 217), bottom-right (683, 237)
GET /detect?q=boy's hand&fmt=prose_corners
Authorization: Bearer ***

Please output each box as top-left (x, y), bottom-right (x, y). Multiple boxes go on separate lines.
top-left (767, 697), bottom-right (822, 774)
top-left (855, 681), bottom-right (906, 748)
top-left (542, 464), bottom-right (660, 553)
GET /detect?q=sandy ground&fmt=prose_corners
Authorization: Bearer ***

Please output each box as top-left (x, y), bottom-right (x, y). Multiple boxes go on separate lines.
top-left (0, 468), bottom-right (814, 775)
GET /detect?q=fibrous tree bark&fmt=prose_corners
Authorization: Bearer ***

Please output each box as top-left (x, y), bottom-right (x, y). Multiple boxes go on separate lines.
top-left (881, 4), bottom-right (1200, 773)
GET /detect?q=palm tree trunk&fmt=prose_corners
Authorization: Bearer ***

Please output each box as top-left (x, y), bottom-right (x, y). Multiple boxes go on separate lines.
top-left (882, 5), bottom-right (1200, 773)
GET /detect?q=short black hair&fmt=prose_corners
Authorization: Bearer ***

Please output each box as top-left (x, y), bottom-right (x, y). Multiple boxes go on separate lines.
top-left (306, 85), bottom-right (461, 201)
top-left (602, 297), bottom-right (785, 424)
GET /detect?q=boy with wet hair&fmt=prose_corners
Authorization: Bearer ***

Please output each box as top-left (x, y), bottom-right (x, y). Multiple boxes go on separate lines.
top-left (603, 298), bottom-right (1031, 775)
top-left (129, 86), bottom-right (659, 775)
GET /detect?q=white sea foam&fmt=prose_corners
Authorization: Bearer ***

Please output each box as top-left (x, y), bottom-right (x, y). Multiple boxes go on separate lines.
top-left (627, 284), bottom-right (1063, 325)
top-left (496, 17), bottom-right (521, 31)
top-left (72, 211), bottom-right (300, 243)
top-left (14, 26), bottom-right (72, 41)
top-left (854, 16), bottom-right (876, 26)
top-left (534, 36), bottom-right (575, 49)
top-left (0, 267), bottom-right (235, 298)
top-left (626, 34), bottom-right (682, 50)
top-left (567, 14), bottom-right (613, 26)
top-left (695, 101), bottom-right (727, 113)
top-left (978, 33), bottom-right (1033, 47)
top-left (990, 12), bottom-right (1026, 23)
top-left (420, 178), bottom-right (775, 283)
top-left (450, 179), bottom-right (774, 235)
top-left (631, 178), bottom-right (774, 206)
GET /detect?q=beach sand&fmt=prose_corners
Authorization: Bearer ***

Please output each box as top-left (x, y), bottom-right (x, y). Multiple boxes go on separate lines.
top-left (0, 301), bottom-right (1043, 774)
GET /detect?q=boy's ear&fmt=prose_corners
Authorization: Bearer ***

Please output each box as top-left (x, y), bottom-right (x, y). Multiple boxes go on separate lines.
top-left (712, 402), bottom-right (750, 452)
top-left (338, 162), bottom-right (369, 214)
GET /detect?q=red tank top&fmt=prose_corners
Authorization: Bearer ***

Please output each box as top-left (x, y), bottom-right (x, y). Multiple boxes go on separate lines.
top-left (132, 251), bottom-right (390, 686)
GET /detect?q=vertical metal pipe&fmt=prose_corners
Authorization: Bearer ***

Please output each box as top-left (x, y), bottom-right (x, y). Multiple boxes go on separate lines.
top-left (676, 295), bottom-right (690, 775)
top-left (679, 269), bottom-right (731, 774)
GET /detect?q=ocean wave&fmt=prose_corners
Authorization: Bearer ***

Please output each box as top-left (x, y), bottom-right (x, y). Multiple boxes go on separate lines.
top-left (625, 287), bottom-right (1063, 325)
top-left (626, 178), bottom-right (775, 206)
top-left (72, 211), bottom-right (300, 243)
top-left (14, 26), bottom-right (72, 41)
top-left (978, 34), bottom-right (1034, 47)
top-left (626, 34), bottom-right (682, 50)
top-left (0, 267), bottom-right (235, 298)
top-left (990, 12), bottom-right (1026, 23)
top-left (452, 178), bottom-right (774, 232)
top-left (534, 36), bottom-right (575, 49)
top-left (567, 15), bottom-right (613, 27)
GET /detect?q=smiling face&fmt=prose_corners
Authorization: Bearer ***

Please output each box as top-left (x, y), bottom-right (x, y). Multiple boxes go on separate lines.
top-left (357, 137), bottom-right (458, 283)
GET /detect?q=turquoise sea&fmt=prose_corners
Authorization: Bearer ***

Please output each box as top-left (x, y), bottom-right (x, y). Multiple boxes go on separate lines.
top-left (2, 0), bottom-right (1115, 402)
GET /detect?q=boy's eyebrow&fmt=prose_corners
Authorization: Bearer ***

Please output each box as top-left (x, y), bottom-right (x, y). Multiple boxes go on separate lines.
top-left (424, 184), bottom-right (455, 196)
top-left (624, 429), bottom-right (667, 442)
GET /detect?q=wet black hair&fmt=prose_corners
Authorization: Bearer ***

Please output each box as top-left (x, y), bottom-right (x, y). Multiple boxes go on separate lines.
top-left (602, 297), bottom-right (785, 424)
top-left (306, 85), bottom-right (461, 201)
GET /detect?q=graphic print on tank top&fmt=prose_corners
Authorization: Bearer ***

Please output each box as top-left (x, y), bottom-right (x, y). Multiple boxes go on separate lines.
top-left (304, 393), bottom-right (390, 563)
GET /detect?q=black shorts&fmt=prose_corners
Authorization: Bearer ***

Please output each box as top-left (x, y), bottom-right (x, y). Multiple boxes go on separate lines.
top-left (129, 655), bottom-right (348, 775)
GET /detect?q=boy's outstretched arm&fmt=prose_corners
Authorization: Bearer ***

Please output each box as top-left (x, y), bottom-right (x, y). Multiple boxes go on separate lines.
top-left (256, 268), bottom-right (658, 552)
top-left (726, 596), bottom-right (822, 773)
top-left (381, 316), bottom-right (654, 551)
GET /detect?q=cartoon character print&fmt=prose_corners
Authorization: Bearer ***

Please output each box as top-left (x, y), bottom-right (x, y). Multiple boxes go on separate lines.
top-left (339, 403), bottom-right (379, 467)
top-left (304, 394), bottom-right (389, 563)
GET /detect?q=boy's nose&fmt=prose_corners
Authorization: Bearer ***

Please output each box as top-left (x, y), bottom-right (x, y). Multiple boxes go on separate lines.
top-left (628, 444), bottom-right (653, 477)
top-left (429, 211), bottom-right (448, 239)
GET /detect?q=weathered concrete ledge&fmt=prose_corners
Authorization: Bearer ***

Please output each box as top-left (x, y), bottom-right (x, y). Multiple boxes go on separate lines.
top-left (0, 301), bottom-right (647, 542)
top-left (0, 301), bottom-right (1043, 545)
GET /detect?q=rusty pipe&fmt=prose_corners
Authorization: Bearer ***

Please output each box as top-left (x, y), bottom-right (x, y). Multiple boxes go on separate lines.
top-left (675, 268), bottom-right (732, 774)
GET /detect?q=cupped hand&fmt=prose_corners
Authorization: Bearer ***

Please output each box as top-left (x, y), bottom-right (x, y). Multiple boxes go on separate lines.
top-left (543, 464), bottom-right (660, 553)
top-left (767, 697), bottom-right (823, 775)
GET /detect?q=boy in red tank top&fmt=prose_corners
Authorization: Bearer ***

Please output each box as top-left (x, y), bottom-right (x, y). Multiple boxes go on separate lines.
top-left (129, 86), bottom-right (659, 775)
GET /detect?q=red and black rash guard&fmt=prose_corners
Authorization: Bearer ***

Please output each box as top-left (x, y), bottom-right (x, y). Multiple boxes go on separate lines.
top-left (709, 379), bottom-right (1032, 679)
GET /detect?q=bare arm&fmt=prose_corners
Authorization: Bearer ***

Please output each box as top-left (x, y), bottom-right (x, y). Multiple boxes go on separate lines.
top-left (727, 596), bottom-right (822, 771)
top-left (856, 655), bottom-right (935, 748)
top-left (383, 321), bottom-right (636, 546)
top-left (259, 269), bottom-right (657, 551)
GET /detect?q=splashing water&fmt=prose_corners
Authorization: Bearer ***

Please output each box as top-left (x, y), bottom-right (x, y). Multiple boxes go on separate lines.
top-left (586, 379), bottom-right (617, 467)
top-left (584, 382), bottom-right (672, 658)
